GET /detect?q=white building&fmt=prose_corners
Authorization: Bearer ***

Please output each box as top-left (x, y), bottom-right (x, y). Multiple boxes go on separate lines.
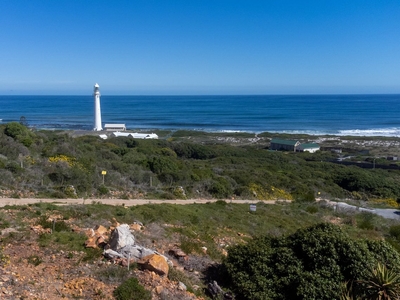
top-left (131, 133), bottom-right (158, 139)
top-left (93, 83), bottom-right (103, 131)
top-left (297, 143), bottom-right (320, 153)
top-left (111, 132), bottom-right (158, 139)
top-left (104, 124), bottom-right (126, 131)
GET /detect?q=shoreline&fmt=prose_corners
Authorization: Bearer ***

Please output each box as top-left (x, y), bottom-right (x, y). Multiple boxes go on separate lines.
top-left (29, 127), bottom-right (400, 139)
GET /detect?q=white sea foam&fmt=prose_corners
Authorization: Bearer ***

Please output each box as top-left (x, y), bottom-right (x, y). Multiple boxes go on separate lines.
top-left (338, 128), bottom-right (400, 137)
top-left (218, 130), bottom-right (248, 133)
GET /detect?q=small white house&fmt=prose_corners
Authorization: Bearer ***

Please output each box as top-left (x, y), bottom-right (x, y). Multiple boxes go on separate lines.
top-left (297, 143), bottom-right (320, 153)
top-left (111, 132), bottom-right (159, 139)
top-left (112, 131), bottom-right (131, 137)
top-left (131, 133), bottom-right (158, 139)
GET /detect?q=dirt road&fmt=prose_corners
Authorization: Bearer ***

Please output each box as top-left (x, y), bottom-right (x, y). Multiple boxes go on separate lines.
top-left (0, 197), bottom-right (283, 207)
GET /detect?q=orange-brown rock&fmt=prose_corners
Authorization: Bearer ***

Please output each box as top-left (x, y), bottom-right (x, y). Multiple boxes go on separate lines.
top-left (84, 224), bottom-right (110, 248)
top-left (155, 285), bottom-right (164, 294)
top-left (130, 223), bottom-right (143, 231)
top-left (30, 225), bottom-right (51, 234)
top-left (84, 228), bottom-right (95, 237)
top-left (111, 218), bottom-right (120, 228)
top-left (138, 254), bottom-right (169, 276)
top-left (85, 236), bottom-right (98, 248)
top-left (94, 225), bottom-right (108, 235)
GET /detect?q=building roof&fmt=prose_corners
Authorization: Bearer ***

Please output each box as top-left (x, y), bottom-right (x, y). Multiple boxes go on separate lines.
top-left (270, 138), bottom-right (299, 146)
top-left (112, 132), bottom-right (131, 137)
top-left (104, 124), bottom-right (126, 127)
top-left (299, 143), bottom-right (320, 149)
top-left (131, 133), bottom-right (158, 139)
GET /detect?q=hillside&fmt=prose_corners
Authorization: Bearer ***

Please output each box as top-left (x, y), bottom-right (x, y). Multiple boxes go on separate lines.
top-left (1, 122), bottom-right (400, 204)
top-left (2, 123), bottom-right (400, 298)
top-left (1, 200), bottom-right (400, 299)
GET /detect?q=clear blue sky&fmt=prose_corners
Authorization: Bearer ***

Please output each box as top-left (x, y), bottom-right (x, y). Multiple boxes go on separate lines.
top-left (1, 1), bottom-right (399, 95)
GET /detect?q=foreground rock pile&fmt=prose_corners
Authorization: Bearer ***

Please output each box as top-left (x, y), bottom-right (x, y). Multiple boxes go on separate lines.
top-left (0, 216), bottom-right (210, 299)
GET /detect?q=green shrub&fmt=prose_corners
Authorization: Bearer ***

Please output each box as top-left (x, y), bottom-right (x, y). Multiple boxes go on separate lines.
top-left (4, 122), bottom-right (34, 147)
top-left (97, 185), bottom-right (109, 195)
top-left (27, 255), bottom-right (42, 266)
top-left (389, 225), bottom-right (400, 240)
top-left (96, 265), bottom-right (130, 284)
top-left (305, 205), bottom-right (318, 214)
top-left (209, 177), bottom-right (233, 198)
top-left (113, 277), bottom-right (151, 300)
top-left (223, 223), bottom-right (400, 300)
top-left (180, 237), bottom-right (203, 255)
top-left (357, 212), bottom-right (376, 230)
top-left (37, 216), bottom-right (70, 232)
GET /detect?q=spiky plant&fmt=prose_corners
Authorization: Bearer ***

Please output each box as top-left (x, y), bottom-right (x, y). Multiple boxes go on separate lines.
top-left (364, 263), bottom-right (400, 300)
top-left (340, 281), bottom-right (362, 300)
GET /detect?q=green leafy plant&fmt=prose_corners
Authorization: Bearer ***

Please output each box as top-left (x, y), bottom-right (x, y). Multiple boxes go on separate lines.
top-left (113, 277), bottom-right (151, 300)
top-left (364, 263), bottom-right (400, 299)
top-left (27, 255), bottom-right (42, 266)
top-left (223, 223), bottom-right (400, 300)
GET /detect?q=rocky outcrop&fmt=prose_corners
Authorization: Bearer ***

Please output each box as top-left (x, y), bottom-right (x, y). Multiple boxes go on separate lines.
top-left (84, 225), bottom-right (109, 248)
top-left (108, 224), bottom-right (135, 250)
top-left (103, 223), bottom-right (172, 273)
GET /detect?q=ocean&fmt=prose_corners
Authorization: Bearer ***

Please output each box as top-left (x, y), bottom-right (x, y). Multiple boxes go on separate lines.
top-left (0, 94), bottom-right (400, 136)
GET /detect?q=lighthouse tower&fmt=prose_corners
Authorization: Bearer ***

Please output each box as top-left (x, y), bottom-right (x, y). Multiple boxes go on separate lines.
top-left (93, 83), bottom-right (103, 131)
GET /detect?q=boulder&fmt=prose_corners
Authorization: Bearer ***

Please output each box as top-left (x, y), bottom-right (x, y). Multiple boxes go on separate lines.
top-left (119, 245), bottom-right (145, 260)
top-left (138, 254), bottom-right (169, 276)
top-left (109, 224), bottom-right (135, 250)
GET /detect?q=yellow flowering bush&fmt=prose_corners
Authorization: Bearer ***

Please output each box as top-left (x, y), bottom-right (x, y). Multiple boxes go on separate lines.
top-left (0, 246), bottom-right (10, 267)
top-left (24, 155), bottom-right (36, 165)
top-left (249, 183), bottom-right (293, 200)
top-left (48, 155), bottom-right (87, 172)
top-left (48, 155), bottom-right (76, 167)
top-left (371, 198), bottom-right (399, 208)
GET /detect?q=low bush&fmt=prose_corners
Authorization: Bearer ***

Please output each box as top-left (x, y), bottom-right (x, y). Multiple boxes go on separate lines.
top-left (37, 216), bottom-right (70, 232)
top-left (113, 277), bottom-right (151, 300)
top-left (95, 265), bottom-right (131, 284)
top-left (27, 255), bottom-right (42, 266)
top-left (223, 223), bottom-right (400, 300)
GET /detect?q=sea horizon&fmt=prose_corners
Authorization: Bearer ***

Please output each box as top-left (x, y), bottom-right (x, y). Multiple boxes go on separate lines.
top-left (1, 94), bottom-right (400, 137)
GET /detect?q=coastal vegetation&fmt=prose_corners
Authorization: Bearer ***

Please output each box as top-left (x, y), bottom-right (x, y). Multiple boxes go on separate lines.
top-left (223, 223), bottom-right (400, 299)
top-left (1, 122), bottom-right (400, 205)
top-left (1, 120), bottom-right (400, 297)
top-left (1, 199), bottom-right (400, 298)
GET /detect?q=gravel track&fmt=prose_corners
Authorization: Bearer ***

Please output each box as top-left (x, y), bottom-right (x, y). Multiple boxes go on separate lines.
top-left (0, 198), bottom-right (281, 207)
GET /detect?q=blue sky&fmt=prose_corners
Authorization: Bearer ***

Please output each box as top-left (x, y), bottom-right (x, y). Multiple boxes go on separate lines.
top-left (1, 1), bottom-right (399, 95)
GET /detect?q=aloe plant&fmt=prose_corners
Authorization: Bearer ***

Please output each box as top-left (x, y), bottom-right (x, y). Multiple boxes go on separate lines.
top-left (364, 263), bottom-right (400, 300)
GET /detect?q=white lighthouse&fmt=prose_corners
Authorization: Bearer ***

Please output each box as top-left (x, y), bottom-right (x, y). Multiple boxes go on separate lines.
top-left (93, 83), bottom-right (103, 131)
